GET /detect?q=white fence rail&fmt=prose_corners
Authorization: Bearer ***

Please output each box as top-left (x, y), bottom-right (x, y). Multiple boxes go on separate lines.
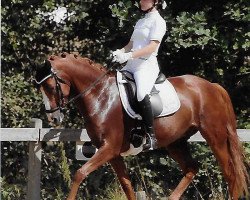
top-left (1, 118), bottom-right (250, 200)
top-left (2, 128), bottom-right (250, 142)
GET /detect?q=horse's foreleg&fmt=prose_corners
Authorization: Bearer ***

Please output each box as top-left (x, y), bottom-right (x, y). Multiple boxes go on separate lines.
top-left (67, 145), bottom-right (117, 200)
top-left (168, 172), bottom-right (196, 200)
top-left (167, 139), bottom-right (199, 200)
top-left (109, 156), bottom-right (136, 200)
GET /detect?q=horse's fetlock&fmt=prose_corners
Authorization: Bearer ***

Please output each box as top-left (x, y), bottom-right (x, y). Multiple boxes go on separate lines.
top-left (185, 172), bottom-right (195, 180)
top-left (169, 194), bottom-right (180, 200)
top-left (73, 169), bottom-right (87, 183)
top-left (121, 182), bottom-right (132, 191)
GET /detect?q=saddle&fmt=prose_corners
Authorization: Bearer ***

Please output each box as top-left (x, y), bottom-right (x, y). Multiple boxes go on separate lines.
top-left (120, 70), bottom-right (166, 118)
top-left (117, 70), bottom-right (181, 156)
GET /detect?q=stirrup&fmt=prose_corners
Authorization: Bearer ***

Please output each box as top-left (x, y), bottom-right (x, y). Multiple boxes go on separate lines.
top-left (131, 133), bottom-right (144, 148)
top-left (130, 126), bottom-right (145, 148)
top-left (143, 133), bottom-right (157, 151)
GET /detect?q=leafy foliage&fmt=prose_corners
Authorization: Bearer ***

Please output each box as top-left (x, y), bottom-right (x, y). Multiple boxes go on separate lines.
top-left (1, 0), bottom-right (249, 199)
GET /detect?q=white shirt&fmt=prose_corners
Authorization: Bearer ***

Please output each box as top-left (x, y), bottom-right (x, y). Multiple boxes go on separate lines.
top-left (122, 11), bottom-right (166, 101)
top-left (130, 11), bottom-right (166, 57)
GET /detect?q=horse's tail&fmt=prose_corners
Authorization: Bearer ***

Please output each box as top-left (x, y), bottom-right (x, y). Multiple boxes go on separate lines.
top-left (214, 83), bottom-right (249, 196)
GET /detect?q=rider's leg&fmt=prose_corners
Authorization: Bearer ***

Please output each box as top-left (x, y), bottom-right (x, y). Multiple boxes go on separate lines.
top-left (138, 94), bottom-right (157, 150)
top-left (133, 64), bottom-right (159, 150)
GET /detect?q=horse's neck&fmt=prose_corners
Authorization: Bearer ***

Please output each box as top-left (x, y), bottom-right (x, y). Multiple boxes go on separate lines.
top-left (74, 71), bottom-right (119, 124)
top-left (70, 65), bottom-right (104, 91)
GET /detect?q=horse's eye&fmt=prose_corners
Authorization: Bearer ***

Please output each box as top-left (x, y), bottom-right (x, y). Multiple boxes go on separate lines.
top-left (43, 84), bottom-right (55, 93)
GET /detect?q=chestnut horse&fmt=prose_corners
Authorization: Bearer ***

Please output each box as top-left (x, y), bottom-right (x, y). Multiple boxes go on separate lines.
top-left (34, 53), bottom-right (249, 200)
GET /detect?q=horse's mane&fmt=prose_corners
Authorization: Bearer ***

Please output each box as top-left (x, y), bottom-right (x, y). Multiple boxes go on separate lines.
top-left (48, 52), bottom-right (107, 72)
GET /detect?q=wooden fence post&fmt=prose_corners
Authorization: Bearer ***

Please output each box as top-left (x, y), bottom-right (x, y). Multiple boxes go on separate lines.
top-left (27, 118), bottom-right (42, 200)
top-left (136, 191), bottom-right (147, 200)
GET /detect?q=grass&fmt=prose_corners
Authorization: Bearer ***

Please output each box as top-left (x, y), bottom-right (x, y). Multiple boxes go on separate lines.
top-left (98, 180), bottom-right (127, 200)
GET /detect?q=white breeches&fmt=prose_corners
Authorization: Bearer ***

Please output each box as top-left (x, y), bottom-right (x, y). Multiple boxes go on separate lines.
top-left (121, 56), bottom-right (159, 101)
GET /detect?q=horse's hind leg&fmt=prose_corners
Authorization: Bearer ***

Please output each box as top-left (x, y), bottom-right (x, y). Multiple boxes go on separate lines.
top-left (200, 126), bottom-right (241, 199)
top-left (199, 83), bottom-right (249, 199)
top-left (166, 139), bottom-right (199, 200)
top-left (109, 156), bottom-right (136, 200)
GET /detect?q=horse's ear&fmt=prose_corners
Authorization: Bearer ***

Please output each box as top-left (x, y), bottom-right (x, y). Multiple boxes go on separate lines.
top-left (34, 60), bottom-right (52, 83)
top-left (39, 60), bottom-right (52, 74)
top-left (43, 60), bottom-right (52, 71)
top-left (27, 59), bottom-right (39, 81)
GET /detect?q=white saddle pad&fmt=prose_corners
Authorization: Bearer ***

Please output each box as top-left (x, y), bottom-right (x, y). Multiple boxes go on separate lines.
top-left (116, 71), bottom-right (181, 119)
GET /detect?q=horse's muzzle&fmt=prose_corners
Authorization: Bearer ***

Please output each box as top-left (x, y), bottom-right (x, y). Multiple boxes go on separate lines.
top-left (47, 111), bottom-right (64, 127)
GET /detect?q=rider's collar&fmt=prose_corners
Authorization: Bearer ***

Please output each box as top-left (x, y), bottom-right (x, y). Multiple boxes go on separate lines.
top-left (145, 10), bottom-right (159, 18)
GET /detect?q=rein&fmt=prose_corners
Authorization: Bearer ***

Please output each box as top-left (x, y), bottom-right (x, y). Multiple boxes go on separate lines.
top-left (66, 66), bottom-right (114, 106)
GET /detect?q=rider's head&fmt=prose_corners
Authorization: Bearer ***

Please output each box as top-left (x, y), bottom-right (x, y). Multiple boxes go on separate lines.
top-left (139, 0), bottom-right (166, 12)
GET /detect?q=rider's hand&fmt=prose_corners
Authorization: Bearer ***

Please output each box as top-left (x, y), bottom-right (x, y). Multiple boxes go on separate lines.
top-left (112, 48), bottom-right (124, 57)
top-left (112, 52), bottom-right (133, 64)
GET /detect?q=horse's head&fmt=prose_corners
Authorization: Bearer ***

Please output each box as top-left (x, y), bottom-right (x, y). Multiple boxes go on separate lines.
top-left (34, 59), bottom-right (71, 126)
top-left (34, 53), bottom-right (110, 126)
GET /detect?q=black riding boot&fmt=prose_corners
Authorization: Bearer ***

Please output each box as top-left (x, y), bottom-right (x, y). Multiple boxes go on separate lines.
top-left (138, 95), bottom-right (157, 150)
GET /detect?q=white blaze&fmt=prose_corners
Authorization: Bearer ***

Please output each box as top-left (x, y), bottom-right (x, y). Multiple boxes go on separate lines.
top-left (42, 91), bottom-right (51, 110)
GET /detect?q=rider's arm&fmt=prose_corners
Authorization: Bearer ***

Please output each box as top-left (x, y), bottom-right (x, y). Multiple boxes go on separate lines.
top-left (122, 41), bottom-right (133, 53)
top-left (131, 40), bottom-right (159, 59)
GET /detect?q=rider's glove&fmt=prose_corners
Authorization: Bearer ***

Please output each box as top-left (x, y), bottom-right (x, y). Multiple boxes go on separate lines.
top-left (111, 48), bottom-right (124, 62)
top-left (112, 52), bottom-right (133, 64)
top-left (112, 48), bottom-right (125, 57)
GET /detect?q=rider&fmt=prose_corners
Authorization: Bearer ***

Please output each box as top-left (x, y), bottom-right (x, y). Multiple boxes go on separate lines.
top-left (112, 0), bottom-right (167, 150)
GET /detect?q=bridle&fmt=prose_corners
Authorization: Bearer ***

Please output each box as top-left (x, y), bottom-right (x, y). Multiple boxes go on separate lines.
top-left (35, 63), bottom-right (117, 114)
top-left (35, 69), bottom-right (69, 113)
